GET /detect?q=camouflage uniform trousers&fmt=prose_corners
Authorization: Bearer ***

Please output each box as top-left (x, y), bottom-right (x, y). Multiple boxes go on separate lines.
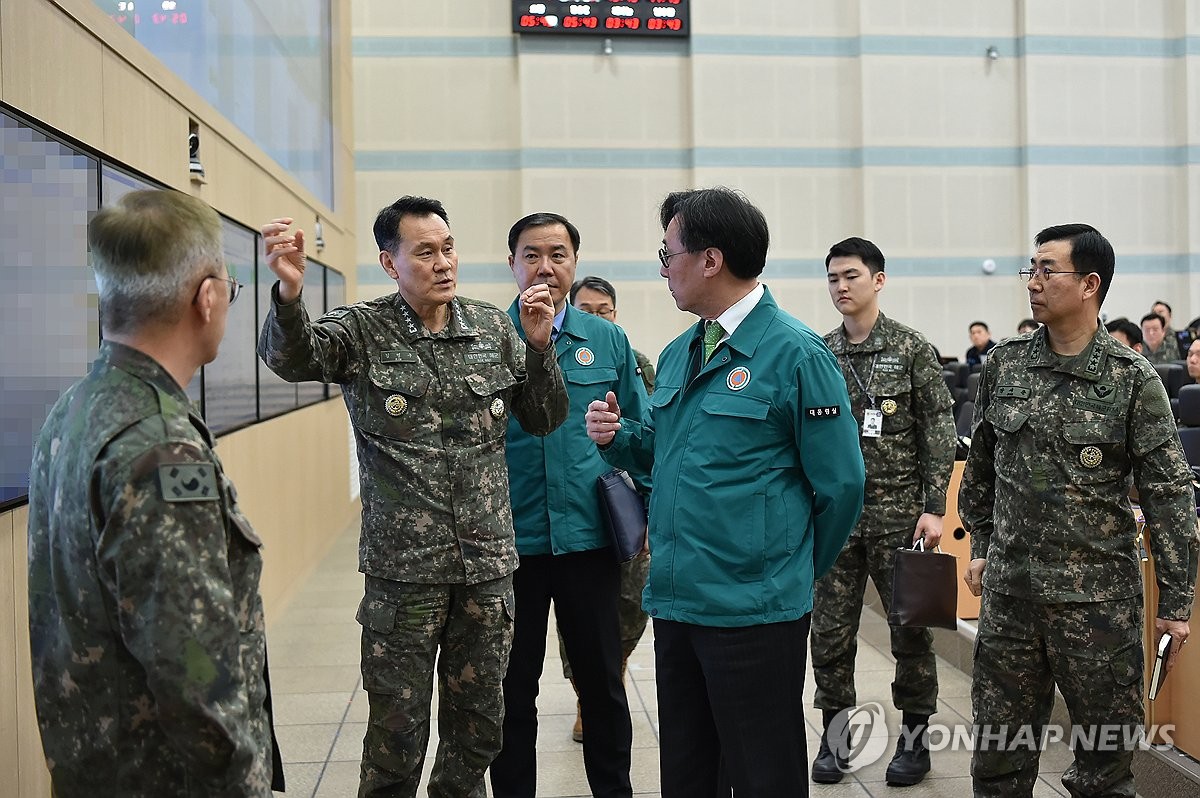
top-left (972, 590), bottom-right (1143, 798)
top-left (811, 527), bottom-right (938, 715)
top-left (558, 551), bottom-right (650, 680)
top-left (357, 574), bottom-right (515, 798)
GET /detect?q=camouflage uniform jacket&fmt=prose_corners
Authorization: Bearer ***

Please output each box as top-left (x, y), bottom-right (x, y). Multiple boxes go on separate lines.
top-left (824, 312), bottom-right (956, 536)
top-left (634, 349), bottom-right (656, 395)
top-left (27, 341), bottom-right (275, 797)
top-left (259, 286), bottom-right (568, 584)
top-left (959, 325), bottom-right (1199, 618)
top-left (1144, 338), bottom-right (1179, 366)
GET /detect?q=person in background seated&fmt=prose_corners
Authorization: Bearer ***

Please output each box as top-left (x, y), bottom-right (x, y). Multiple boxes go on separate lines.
top-left (1105, 317), bottom-right (1143, 354)
top-left (965, 321), bottom-right (997, 367)
top-left (1141, 312), bottom-right (1177, 366)
top-left (1187, 339), bottom-right (1200, 383)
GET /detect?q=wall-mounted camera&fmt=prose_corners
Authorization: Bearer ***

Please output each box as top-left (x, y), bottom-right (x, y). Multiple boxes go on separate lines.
top-left (188, 121), bottom-right (206, 182)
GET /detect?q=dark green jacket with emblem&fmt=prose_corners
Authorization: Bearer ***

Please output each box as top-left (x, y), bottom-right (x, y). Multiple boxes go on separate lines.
top-left (600, 287), bottom-right (866, 627)
top-left (959, 324), bottom-right (1199, 618)
top-left (258, 286), bottom-right (568, 584)
top-left (27, 342), bottom-right (277, 797)
top-left (824, 312), bottom-right (956, 536)
top-left (504, 302), bottom-right (650, 556)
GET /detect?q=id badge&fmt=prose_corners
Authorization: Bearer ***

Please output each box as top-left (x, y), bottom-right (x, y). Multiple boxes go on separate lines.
top-left (862, 408), bottom-right (883, 438)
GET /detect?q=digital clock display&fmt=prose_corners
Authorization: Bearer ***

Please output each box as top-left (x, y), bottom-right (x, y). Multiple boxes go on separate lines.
top-left (513, 1), bottom-right (690, 38)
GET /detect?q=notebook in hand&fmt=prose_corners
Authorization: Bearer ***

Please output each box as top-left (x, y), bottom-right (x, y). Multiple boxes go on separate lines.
top-left (1148, 633), bottom-right (1174, 701)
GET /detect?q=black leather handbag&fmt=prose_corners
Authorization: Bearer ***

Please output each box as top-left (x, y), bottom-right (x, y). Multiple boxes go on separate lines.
top-left (595, 469), bottom-right (646, 563)
top-left (888, 540), bottom-right (958, 630)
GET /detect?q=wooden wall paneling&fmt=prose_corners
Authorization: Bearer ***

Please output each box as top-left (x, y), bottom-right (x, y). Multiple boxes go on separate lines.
top-left (0, 0), bottom-right (104, 147)
top-left (101, 50), bottom-right (190, 190)
top-left (940, 461), bottom-right (981, 620)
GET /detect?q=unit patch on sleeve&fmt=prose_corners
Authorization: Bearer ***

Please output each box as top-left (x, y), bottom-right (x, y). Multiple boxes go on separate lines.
top-left (158, 463), bottom-right (219, 502)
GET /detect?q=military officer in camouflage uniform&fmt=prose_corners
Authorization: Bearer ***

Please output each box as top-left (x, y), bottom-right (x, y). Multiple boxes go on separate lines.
top-left (960, 224), bottom-right (1199, 798)
top-left (811, 237), bottom-right (956, 787)
top-left (560, 275), bottom-right (655, 746)
top-left (258, 197), bottom-right (568, 798)
top-left (28, 190), bottom-right (282, 797)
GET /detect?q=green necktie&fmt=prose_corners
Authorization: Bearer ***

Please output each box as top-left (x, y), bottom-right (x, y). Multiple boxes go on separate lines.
top-left (703, 320), bottom-right (724, 363)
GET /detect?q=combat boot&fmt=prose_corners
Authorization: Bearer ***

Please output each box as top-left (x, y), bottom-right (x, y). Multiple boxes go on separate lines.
top-left (569, 677), bottom-right (582, 743)
top-left (885, 712), bottom-right (931, 786)
top-left (811, 709), bottom-right (849, 784)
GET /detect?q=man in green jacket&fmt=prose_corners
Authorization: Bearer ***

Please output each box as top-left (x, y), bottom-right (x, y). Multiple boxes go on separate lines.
top-left (586, 187), bottom-right (865, 798)
top-left (490, 214), bottom-right (648, 798)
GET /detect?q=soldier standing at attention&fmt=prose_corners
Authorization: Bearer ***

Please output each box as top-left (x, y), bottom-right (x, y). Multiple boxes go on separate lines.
top-left (810, 237), bottom-right (956, 786)
top-left (258, 197), bottom-right (568, 797)
top-left (960, 224), bottom-right (1199, 797)
top-left (27, 190), bottom-right (283, 796)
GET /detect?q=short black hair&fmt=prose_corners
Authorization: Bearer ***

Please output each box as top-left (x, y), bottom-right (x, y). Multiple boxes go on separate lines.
top-left (659, 187), bottom-right (769, 280)
top-left (570, 275), bottom-right (616, 306)
top-left (969, 321), bottom-right (990, 332)
top-left (1034, 223), bottom-right (1115, 305)
top-left (507, 212), bottom-right (581, 256)
top-left (1106, 317), bottom-right (1143, 347)
top-left (1141, 312), bottom-right (1166, 330)
top-left (825, 237), bottom-right (885, 274)
top-left (1153, 300), bottom-right (1172, 314)
top-left (1017, 318), bottom-right (1038, 333)
top-left (373, 196), bottom-right (449, 254)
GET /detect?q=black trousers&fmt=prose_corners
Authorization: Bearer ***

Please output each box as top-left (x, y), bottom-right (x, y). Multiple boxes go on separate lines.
top-left (655, 614), bottom-right (812, 798)
top-left (489, 548), bottom-right (633, 798)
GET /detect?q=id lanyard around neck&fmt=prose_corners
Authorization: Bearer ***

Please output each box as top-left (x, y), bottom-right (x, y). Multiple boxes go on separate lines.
top-left (842, 353), bottom-right (878, 410)
top-left (844, 352), bottom-right (884, 438)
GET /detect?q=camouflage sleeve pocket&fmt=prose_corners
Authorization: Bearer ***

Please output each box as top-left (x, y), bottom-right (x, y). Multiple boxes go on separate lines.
top-left (356, 598), bottom-right (397, 633)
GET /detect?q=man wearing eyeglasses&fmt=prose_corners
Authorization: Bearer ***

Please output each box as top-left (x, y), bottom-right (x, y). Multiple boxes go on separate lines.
top-left (586, 187), bottom-right (865, 797)
top-left (960, 224), bottom-right (1198, 797)
top-left (259, 197), bottom-right (569, 798)
top-left (27, 190), bottom-right (283, 796)
top-left (553, 275), bottom-right (656, 746)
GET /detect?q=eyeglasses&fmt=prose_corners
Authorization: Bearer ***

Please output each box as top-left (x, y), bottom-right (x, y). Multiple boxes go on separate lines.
top-left (201, 274), bottom-right (243, 305)
top-left (658, 247), bottom-right (694, 269)
top-left (1018, 266), bottom-right (1088, 282)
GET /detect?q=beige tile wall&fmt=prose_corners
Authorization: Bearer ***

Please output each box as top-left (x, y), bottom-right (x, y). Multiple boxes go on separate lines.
top-left (354, 0), bottom-right (1200, 357)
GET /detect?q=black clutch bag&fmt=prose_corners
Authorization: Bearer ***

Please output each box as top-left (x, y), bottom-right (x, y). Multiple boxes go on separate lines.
top-left (596, 469), bottom-right (646, 563)
top-left (888, 540), bottom-right (958, 630)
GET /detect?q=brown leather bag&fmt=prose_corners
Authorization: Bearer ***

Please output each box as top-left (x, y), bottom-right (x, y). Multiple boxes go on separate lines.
top-left (888, 540), bottom-right (958, 630)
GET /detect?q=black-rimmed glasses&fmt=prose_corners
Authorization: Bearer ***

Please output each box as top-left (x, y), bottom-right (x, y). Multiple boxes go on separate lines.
top-left (1018, 266), bottom-right (1087, 282)
top-left (658, 247), bottom-right (693, 269)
